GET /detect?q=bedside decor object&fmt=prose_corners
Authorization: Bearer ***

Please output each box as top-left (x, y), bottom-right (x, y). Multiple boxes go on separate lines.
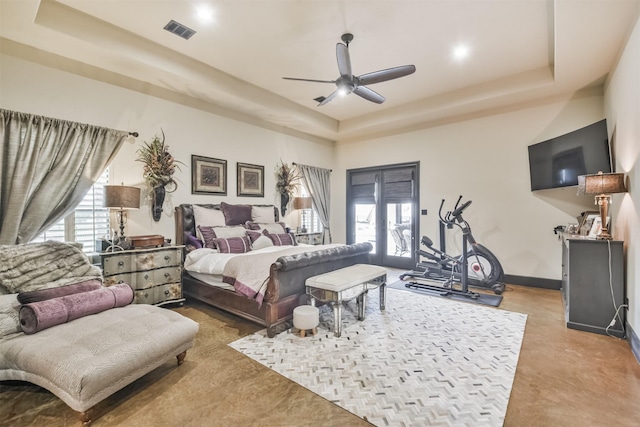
top-left (237, 162), bottom-right (264, 197)
top-left (104, 183), bottom-right (141, 244)
top-left (275, 161), bottom-right (300, 216)
top-left (192, 155), bottom-right (227, 195)
top-left (129, 234), bottom-right (165, 249)
top-left (293, 196), bottom-right (312, 232)
top-left (136, 130), bottom-right (183, 221)
top-left (577, 171), bottom-right (627, 239)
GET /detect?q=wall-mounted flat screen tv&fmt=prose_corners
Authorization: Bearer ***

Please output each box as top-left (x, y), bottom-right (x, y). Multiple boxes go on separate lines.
top-left (528, 119), bottom-right (611, 191)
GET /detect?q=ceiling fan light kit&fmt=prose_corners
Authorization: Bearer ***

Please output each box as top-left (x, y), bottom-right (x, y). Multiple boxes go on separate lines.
top-left (283, 33), bottom-right (416, 106)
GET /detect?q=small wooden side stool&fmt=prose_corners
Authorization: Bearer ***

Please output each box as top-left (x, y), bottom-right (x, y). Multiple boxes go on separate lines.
top-left (293, 305), bottom-right (319, 337)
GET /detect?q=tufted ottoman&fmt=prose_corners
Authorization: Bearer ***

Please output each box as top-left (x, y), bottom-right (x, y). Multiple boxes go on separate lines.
top-left (0, 304), bottom-right (199, 426)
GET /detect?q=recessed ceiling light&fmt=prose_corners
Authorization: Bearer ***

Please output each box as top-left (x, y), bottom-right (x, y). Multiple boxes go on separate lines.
top-left (453, 44), bottom-right (469, 60)
top-left (196, 5), bottom-right (214, 22)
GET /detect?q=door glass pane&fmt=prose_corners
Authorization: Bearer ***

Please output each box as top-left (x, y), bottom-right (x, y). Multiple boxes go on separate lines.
top-left (355, 203), bottom-right (376, 254)
top-left (386, 202), bottom-right (413, 258)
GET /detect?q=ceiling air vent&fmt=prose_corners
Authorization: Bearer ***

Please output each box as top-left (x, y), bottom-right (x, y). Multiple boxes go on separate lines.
top-left (163, 20), bottom-right (196, 40)
top-left (313, 96), bottom-right (326, 103)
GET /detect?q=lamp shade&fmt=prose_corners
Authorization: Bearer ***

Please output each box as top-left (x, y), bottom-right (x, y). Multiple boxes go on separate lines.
top-left (104, 185), bottom-right (141, 209)
top-left (293, 196), bottom-right (312, 210)
top-left (577, 172), bottom-right (626, 196)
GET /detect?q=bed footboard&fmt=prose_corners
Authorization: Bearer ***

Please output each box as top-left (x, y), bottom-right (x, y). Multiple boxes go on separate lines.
top-left (264, 242), bottom-right (373, 303)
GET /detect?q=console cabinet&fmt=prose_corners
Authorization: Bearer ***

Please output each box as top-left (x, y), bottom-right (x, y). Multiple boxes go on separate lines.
top-left (101, 246), bottom-right (185, 306)
top-left (561, 235), bottom-right (624, 337)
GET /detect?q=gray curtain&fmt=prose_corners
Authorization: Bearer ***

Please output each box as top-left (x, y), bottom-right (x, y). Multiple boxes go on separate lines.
top-left (297, 163), bottom-right (332, 243)
top-left (0, 109), bottom-right (127, 244)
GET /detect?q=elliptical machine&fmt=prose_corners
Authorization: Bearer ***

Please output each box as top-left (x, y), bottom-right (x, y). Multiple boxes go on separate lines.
top-left (400, 196), bottom-right (506, 298)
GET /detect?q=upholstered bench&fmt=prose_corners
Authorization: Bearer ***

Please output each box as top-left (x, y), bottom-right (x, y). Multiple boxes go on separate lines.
top-left (305, 264), bottom-right (387, 337)
top-left (0, 304), bottom-right (199, 426)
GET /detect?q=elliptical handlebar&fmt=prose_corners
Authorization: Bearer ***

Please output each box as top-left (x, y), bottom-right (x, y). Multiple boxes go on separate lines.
top-left (438, 196), bottom-right (473, 226)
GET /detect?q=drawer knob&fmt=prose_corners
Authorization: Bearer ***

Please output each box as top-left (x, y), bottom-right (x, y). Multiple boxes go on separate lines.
top-left (118, 280), bottom-right (124, 284)
top-left (144, 293), bottom-right (149, 298)
top-left (165, 272), bottom-right (170, 278)
top-left (118, 261), bottom-right (124, 267)
top-left (165, 290), bottom-right (170, 296)
top-left (164, 255), bottom-right (170, 261)
top-left (144, 274), bottom-right (149, 280)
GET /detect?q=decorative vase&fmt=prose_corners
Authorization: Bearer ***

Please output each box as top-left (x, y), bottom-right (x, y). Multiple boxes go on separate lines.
top-left (280, 192), bottom-right (290, 217)
top-left (152, 186), bottom-right (166, 222)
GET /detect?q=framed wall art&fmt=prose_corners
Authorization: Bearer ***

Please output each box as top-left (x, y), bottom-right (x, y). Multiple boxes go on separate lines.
top-left (191, 155), bottom-right (227, 195)
top-left (237, 162), bottom-right (264, 197)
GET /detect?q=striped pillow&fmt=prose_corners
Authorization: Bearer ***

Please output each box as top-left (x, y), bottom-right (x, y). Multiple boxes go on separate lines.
top-left (198, 225), bottom-right (247, 249)
top-left (212, 236), bottom-right (253, 253)
top-left (263, 230), bottom-right (297, 246)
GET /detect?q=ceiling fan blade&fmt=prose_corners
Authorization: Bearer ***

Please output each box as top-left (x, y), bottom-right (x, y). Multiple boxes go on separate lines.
top-left (282, 77), bottom-right (336, 84)
top-left (336, 43), bottom-right (352, 77)
top-left (357, 65), bottom-right (416, 86)
top-left (353, 86), bottom-right (386, 104)
top-left (318, 89), bottom-right (339, 106)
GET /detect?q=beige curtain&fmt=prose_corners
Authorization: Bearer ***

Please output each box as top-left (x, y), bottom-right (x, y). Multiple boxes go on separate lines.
top-left (0, 109), bottom-right (127, 244)
top-left (296, 163), bottom-right (332, 244)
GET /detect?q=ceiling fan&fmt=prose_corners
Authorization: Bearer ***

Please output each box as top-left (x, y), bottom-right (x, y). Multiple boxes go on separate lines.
top-left (283, 33), bottom-right (416, 106)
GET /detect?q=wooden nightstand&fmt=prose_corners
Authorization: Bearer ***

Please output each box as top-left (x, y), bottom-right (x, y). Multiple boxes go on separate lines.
top-left (295, 232), bottom-right (323, 245)
top-left (101, 246), bottom-right (185, 306)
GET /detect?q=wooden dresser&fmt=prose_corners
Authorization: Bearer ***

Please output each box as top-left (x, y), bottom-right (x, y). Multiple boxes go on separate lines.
top-left (101, 246), bottom-right (185, 306)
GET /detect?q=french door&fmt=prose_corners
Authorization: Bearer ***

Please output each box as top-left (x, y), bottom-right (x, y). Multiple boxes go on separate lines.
top-left (346, 162), bottom-right (419, 269)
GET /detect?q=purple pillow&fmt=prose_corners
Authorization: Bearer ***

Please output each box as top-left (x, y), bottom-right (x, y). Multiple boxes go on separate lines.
top-left (221, 202), bottom-right (252, 226)
top-left (17, 279), bottom-right (103, 304)
top-left (19, 284), bottom-right (133, 334)
top-left (263, 230), bottom-right (297, 246)
top-left (184, 233), bottom-right (203, 249)
top-left (246, 230), bottom-right (263, 243)
top-left (212, 236), bottom-right (252, 253)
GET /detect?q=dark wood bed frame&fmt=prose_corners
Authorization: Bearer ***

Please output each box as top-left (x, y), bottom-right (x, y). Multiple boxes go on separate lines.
top-left (175, 203), bottom-right (372, 337)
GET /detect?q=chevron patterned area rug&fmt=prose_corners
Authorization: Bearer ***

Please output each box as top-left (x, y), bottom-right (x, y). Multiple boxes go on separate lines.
top-left (229, 288), bottom-right (527, 426)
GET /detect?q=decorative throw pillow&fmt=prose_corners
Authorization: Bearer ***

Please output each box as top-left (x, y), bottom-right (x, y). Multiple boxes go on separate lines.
top-left (263, 230), bottom-right (297, 246)
top-left (220, 202), bottom-right (252, 225)
top-left (212, 236), bottom-right (252, 254)
top-left (251, 235), bottom-right (274, 250)
top-left (198, 225), bottom-right (247, 249)
top-left (251, 205), bottom-right (276, 223)
top-left (245, 221), bottom-right (287, 233)
top-left (193, 205), bottom-right (226, 240)
top-left (0, 294), bottom-right (21, 337)
top-left (184, 233), bottom-right (203, 250)
top-left (17, 279), bottom-right (103, 304)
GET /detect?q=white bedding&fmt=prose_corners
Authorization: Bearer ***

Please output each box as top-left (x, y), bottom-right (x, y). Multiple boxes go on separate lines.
top-left (184, 244), bottom-right (341, 304)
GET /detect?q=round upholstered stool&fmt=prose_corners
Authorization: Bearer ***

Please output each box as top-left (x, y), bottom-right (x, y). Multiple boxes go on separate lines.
top-left (293, 305), bottom-right (319, 337)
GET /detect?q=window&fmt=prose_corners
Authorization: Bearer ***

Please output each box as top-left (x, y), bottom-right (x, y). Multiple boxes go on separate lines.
top-left (299, 184), bottom-right (323, 233)
top-left (32, 169), bottom-right (110, 260)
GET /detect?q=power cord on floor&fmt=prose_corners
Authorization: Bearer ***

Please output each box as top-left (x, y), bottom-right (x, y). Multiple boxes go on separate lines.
top-left (605, 239), bottom-right (627, 339)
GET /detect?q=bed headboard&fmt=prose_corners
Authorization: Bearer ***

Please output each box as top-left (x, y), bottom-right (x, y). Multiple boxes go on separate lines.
top-left (175, 203), bottom-right (279, 246)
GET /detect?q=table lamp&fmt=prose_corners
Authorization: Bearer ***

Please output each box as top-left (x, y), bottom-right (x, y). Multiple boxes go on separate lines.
top-left (104, 184), bottom-right (141, 242)
top-left (293, 196), bottom-right (312, 233)
top-left (577, 171), bottom-right (626, 239)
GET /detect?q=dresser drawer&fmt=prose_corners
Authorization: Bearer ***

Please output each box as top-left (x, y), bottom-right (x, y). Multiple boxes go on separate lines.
top-left (154, 266), bottom-right (181, 285)
top-left (134, 288), bottom-right (156, 305)
top-left (103, 273), bottom-right (133, 287)
top-left (154, 283), bottom-right (182, 304)
top-left (134, 248), bottom-right (181, 271)
top-left (102, 254), bottom-right (133, 276)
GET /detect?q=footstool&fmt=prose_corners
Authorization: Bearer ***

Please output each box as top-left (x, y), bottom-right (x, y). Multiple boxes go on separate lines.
top-left (293, 305), bottom-right (319, 337)
top-left (305, 264), bottom-right (387, 337)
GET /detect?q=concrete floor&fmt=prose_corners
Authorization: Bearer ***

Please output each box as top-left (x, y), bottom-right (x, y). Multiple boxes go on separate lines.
top-left (1, 273), bottom-right (639, 426)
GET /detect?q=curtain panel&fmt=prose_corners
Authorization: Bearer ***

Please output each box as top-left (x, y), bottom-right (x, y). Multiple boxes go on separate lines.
top-left (0, 109), bottom-right (127, 245)
top-left (296, 163), bottom-right (332, 244)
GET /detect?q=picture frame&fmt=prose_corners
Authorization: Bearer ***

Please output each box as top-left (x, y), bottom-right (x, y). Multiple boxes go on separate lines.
top-left (191, 155), bottom-right (227, 195)
top-left (577, 211), bottom-right (599, 235)
top-left (237, 162), bottom-right (264, 197)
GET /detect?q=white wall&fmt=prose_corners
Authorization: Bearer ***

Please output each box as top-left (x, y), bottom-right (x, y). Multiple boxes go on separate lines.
top-left (334, 96), bottom-right (603, 280)
top-left (605, 15), bottom-right (640, 341)
top-left (0, 54), bottom-right (334, 240)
